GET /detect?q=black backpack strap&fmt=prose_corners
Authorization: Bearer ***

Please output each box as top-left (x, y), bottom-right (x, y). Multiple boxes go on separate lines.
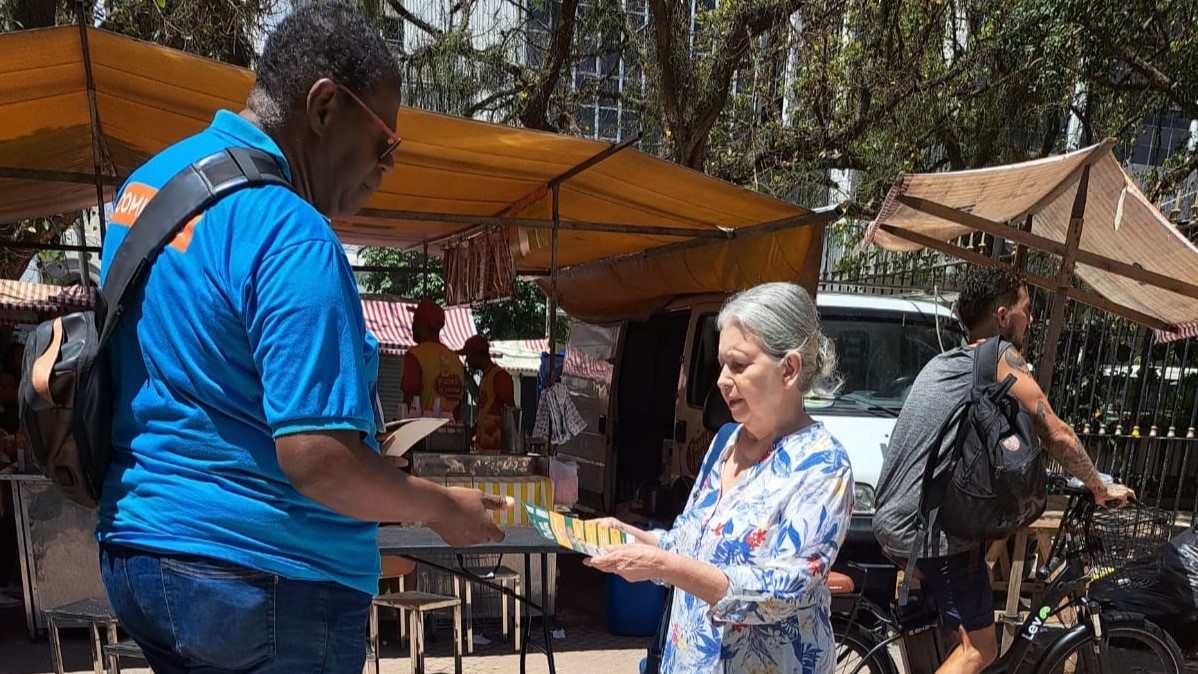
top-left (974, 337), bottom-right (1004, 388)
top-left (898, 400), bottom-right (966, 606)
top-left (99, 147), bottom-right (290, 345)
top-left (976, 336), bottom-right (1019, 402)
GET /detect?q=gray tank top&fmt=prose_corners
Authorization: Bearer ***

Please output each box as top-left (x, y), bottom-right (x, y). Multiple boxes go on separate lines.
top-left (872, 342), bottom-right (1006, 559)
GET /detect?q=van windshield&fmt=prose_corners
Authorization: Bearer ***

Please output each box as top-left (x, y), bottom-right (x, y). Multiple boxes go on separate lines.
top-left (807, 308), bottom-right (968, 415)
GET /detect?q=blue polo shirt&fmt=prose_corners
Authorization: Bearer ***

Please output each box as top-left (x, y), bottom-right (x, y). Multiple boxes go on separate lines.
top-left (97, 111), bottom-right (382, 595)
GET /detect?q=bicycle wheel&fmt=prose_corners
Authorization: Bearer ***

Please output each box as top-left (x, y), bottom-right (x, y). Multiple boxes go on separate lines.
top-left (1036, 616), bottom-right (1184, 674)
top-left (834, 620), bottom-right (899, 674)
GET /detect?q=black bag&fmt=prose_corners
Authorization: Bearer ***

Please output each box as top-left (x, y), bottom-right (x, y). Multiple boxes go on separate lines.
top-left (18, 147), bottom-right (290, 508)
top-left (900, 337), bottom-right (1046, 604)
top-left (1161, 528), bottom-right (1198, 611)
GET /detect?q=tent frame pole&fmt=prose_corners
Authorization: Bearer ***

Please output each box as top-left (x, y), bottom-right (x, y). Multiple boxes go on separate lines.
top-left (877, 224), bottom-right (1172, 332)
top-left (76, 3), bottom-right (108, 252)
top-left (1036, 167), bottom-right (1090, 391)
top-left (894, 194), bottom-right (1198, 302)
top-left (354, 209), bottom-right (730, 240)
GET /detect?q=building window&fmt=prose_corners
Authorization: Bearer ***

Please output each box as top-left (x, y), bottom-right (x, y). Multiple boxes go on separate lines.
top-left (1121, 109), bottom-right (1192, 167)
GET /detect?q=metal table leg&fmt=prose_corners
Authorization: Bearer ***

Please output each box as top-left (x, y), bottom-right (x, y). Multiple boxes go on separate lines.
top-left (12, 480), bottom-right (37, 640)
top-left (520, 554), bottom-right (531, 674)
top-left (541, 551), bottom-right (556, 674)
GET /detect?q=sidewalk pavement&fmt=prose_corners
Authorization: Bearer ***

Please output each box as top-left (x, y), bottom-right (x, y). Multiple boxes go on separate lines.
top-left (0, 557), bottom-right (652, 674)
top-left (0, 610), bottom-right (649, 674)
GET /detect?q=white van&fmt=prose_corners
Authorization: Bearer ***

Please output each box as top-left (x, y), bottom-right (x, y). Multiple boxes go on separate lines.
top-left (554, 291), bottom-right (966, 554)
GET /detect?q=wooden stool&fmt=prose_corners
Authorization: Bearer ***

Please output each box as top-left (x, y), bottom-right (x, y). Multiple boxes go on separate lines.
top-left (454, 566), bottom-right (522, 653)
top-left (368, 591), bottom-right (463, 674)
top-left (380, 556), bottom-right (417, 643)
top-left (42, 598), bottom-right (120, 674)
top-left (102, 639), bottom-right (146, 673)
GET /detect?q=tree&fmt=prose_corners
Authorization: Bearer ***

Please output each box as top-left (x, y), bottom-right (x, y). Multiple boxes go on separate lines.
top-left (0, 0), bottom-right (279, 282)
top-left (381, 0), bottom-right (616, 131)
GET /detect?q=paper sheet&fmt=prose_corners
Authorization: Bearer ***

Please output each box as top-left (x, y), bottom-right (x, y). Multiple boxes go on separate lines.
top-left (378, 417), bottom-right (449, 457)
top-left (523, 503), bottom-right (631, 556)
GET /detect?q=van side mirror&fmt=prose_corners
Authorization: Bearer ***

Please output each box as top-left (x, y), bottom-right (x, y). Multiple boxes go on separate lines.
top-left (673, 420), bottom-right (687, 444)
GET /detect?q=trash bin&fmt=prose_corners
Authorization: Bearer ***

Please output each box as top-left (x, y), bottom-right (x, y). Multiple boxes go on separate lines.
top-left (606, 574), bottom-right (666, 637)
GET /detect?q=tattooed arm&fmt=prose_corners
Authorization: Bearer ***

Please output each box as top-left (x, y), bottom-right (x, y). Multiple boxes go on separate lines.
top-left (997, 346), bottom-right (1134, 505)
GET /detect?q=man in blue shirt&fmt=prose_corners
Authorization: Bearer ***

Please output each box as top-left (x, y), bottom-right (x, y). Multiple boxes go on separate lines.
top-left (96, 4), bottom-right (506, 672)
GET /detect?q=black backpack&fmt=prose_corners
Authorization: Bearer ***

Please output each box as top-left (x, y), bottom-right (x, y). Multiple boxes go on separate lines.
top-left (900, 337), bottom-right (1046, 603)
top-left (18, 147), bottom-right (290, 508)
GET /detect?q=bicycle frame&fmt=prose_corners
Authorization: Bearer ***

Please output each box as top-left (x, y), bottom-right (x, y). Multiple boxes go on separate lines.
top-left (840, 488), bottom-right (1118, 674)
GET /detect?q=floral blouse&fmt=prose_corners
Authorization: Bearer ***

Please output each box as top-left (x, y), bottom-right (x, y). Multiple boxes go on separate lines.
top-left (653, 422), bottom-right (854, 674)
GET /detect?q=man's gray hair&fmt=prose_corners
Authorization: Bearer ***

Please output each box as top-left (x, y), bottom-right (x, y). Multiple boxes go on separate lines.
top-left (716, 282), bottom-right (842, 398)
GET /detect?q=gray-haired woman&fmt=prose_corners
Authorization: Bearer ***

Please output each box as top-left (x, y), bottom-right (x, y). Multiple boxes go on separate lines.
top-left (588, 282), bottom-right (855, 674)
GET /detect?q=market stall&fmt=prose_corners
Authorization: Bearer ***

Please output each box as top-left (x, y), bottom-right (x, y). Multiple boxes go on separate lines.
top-left (0, 24), bottom-right (838, 647)
top-left (863, 140), bottom-right (1198, 647)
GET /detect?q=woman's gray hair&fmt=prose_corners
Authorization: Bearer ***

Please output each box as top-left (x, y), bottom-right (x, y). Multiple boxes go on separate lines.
top-left (716, 282), bottom-right (842, 398)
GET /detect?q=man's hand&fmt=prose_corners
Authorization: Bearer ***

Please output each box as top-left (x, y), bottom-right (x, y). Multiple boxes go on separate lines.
top-left (427, 488), bottom-right (511, 547)
top-left (1092, 482), bottom-right (1135, 508)
top-left (586, 544), bottom-right (668, 583)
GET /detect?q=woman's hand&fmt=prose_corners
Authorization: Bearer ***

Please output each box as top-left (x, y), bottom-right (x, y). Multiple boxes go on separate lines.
top-left (589, 517), bottom-right (659, 546)
top-left (585, 544), bottom-right (668, 583)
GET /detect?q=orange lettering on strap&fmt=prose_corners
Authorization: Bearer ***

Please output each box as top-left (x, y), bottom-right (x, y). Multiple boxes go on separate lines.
top-left (110, 183), bottom-right (159, 227)
top-left (169, 215), bottom-right (202, 253)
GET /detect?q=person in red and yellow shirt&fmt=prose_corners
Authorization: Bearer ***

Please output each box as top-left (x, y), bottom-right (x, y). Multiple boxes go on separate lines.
top-left (401, 299), bottom-right (465, 419)
top-left (458, 335), bottom-right (515, 452)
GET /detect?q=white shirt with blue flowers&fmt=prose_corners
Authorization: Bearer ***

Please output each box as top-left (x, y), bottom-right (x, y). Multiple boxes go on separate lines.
top-left (653, 422), bottom-right (854, 674)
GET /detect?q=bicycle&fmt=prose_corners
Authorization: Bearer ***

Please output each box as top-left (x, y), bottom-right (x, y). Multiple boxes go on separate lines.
top-left (829, 474), bottom-right (1186, 674)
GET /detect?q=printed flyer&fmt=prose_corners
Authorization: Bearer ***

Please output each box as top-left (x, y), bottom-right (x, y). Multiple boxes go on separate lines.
top-left (523, 503), bottom-right (632, 556)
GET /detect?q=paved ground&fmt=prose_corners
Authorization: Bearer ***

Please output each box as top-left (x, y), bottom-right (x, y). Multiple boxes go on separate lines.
top-left (0, 556), bottom-right (652, 674)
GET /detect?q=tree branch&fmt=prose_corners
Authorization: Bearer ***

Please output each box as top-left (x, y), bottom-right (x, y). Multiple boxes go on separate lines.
top-left (518, 0), bottom-right (581, 131)
top-left (1114, 44), bottom-right (1198, 118)
top-left (384, 0), bottom-right (442, 38)
top-left (647, 0), bottom-right (686, 133)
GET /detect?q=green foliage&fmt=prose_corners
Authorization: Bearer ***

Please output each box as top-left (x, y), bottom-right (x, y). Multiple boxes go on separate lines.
top-left (358, 247), bottom-right (565, 341)
top-left (97, 0), bottom-right (279, 67)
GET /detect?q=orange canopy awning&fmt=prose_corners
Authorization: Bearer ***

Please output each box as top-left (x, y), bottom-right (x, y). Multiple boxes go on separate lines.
top-left (0, 25), bottom-right (831, 322)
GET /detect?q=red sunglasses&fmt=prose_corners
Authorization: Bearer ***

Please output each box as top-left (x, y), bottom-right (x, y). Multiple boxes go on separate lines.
top-left (335, 83), bottom-right (402, 162)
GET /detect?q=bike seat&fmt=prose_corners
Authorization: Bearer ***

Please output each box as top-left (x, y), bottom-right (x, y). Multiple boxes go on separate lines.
top-left (827, 571), bottom-right (856, 594)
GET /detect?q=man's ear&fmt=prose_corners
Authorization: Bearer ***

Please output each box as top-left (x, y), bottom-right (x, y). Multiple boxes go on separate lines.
top-left (305, 79), bottom-right (339, 137)
top-left (994, 304), bottom-right (1009, 328)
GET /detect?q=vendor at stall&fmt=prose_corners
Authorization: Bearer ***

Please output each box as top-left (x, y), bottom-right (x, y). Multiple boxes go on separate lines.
top-left (400, 298), bottom-right (465, 419)
top-left (458, 334), bottom-right (515, 452)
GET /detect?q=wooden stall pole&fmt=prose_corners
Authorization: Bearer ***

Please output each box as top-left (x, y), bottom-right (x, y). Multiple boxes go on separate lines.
top-left (1013, 214), bottom-right (1034, 271)
top-left (77, 1), bottom-right (109, 248)
top-left (1036, 167), bottom-right (1090, 393)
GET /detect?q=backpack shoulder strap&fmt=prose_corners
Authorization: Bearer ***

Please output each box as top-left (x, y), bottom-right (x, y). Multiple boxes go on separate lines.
top-left (974, 337), bottom-right (1004, 388)
top-left (99, 147), bottom-right (291, 345)
top-left (898, 399), bottom-right (966, 606)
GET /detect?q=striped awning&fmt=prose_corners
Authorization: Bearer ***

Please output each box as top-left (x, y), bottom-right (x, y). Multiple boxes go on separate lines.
top-left (361, 298), bottom-right (476, 355)
top-left (522, 338), bottom-right (614, 382)
top-left (0, 280), bottom-right (95, 322)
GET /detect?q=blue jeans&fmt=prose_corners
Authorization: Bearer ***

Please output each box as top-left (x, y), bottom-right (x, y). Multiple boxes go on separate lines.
top-left (100, 543), bottom-right (372, 674)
